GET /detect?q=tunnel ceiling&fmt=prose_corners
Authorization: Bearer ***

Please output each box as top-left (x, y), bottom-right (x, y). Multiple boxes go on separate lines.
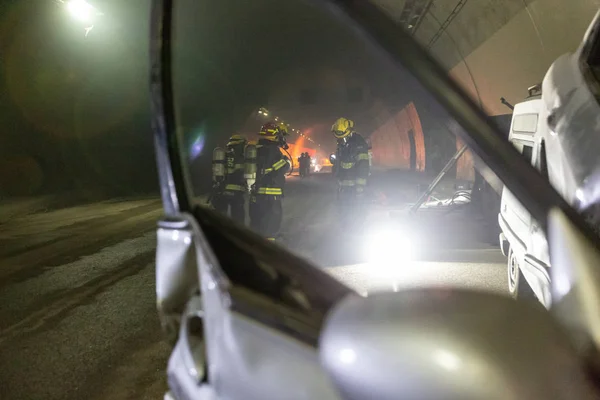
top-left (170, 0), bottom-right (542, 146)
top-left (373, 0), bottom-right (535, 70)
top-left (98, 0), bottom-right (541, 76)
top-left (19, 0), bottom-right (543, 150)
top-left (171, 0), bottom-right (424, 148)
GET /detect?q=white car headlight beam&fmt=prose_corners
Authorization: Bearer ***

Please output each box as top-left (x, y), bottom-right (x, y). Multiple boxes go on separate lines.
top-left (365, 226), bottom-right (415, 283)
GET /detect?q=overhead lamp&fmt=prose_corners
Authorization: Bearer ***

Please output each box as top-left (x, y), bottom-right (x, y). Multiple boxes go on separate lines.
top-left (66, 0), bottom-right (97, 23)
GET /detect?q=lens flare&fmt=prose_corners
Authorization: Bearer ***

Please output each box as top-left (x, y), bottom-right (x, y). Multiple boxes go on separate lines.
top-left (189, 134), bottom-right (206, 160)
top-left (67, 0), bottom-right (95, 23)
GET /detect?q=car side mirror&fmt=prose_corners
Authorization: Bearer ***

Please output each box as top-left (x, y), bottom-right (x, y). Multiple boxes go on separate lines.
top-left (319, 289), bottom-right (596, 400)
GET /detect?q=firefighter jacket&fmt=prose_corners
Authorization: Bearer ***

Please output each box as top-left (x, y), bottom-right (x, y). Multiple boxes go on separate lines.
top-left (334, 132), bottom-right (370, 190)
top-left (224, 142), bottom-right (247, 193)
top-left (254, 139), bottom-right (291, 196)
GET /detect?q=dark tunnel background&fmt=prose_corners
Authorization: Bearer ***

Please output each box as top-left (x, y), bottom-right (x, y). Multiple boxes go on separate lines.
top-left (1, 0), bottom-right (155, 200)
top-left (0, 0), bottom-right (471, 201)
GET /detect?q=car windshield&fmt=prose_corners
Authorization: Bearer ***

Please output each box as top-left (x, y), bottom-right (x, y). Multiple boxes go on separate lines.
top-left (2, 0), bottom-right (600, 399)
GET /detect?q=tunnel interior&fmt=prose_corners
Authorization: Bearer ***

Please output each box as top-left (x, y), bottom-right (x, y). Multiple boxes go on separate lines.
top-left (172, 0), bottom-right (475, 195)
top-left (2, 0), bottom-right (598, 199)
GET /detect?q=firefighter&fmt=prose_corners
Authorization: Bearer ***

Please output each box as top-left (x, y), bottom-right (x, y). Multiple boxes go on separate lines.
top-left (331, 117), bottom-right (370, 227)
top-left (211, 134), bottom-right (248, 224)
top-left (299, 152), bottom-right (309, 178)
top-left (250, 122), bottom-right (291, 241)
top-left (303, 153), bottom-right (310, 177)
top-left (305, 153), bottom-right (312, 176)
top-left (297, 154), bottom-right (304, 177)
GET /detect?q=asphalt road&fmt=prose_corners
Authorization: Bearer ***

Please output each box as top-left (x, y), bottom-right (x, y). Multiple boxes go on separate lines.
top-left (282, 173), bottom-right (507, 295)
top-left (0, 199), bottom-right (168, 400)
top-left (0, 173), bottom-right (508, 399)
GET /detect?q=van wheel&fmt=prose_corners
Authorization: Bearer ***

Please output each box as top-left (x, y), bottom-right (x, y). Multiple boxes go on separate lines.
top-left (507, 248), bottom-right (535, 300)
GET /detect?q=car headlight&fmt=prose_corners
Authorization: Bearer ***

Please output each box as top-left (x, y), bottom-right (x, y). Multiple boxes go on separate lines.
top-left (365, 227), bottom-right (414, 268)
top-left (365, 227), bottom-right (416, 291)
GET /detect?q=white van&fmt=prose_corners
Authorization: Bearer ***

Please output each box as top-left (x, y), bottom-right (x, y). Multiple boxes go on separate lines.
top-left (498, 10), bottom-right (600, 309)
top-left (498, 85), bottom-right (552, 308)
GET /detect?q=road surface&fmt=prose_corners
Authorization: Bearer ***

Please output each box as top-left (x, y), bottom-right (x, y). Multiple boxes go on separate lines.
top-left (282, 173), bottom-right (507, 295)
top-left (0, 173), bottom-right (507, 399)
top-left (0, 199), bottom-right (168, 400)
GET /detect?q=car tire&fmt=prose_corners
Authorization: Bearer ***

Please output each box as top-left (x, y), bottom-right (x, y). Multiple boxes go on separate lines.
top-left (507, 247), bottom-right (536, 300)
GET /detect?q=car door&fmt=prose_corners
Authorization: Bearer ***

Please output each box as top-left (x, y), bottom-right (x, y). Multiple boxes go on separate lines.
top-left (500, 138), bottom-right (535, 252)
top-left (156, 210), bottom-right (350, 400)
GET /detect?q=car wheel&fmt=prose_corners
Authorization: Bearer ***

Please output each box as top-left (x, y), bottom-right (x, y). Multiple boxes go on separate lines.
top-left (507, 248), bottom-right (535, 300)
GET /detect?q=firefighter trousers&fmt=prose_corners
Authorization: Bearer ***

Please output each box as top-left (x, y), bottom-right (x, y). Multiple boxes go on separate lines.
top-left (249, 194), bottom-right (283, 240)
top-left (213, 191), bottom-right (246, 225)
top-left (337, 186), bottom-right (366, 230)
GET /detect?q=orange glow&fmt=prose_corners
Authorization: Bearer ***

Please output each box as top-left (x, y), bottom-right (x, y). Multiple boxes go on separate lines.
top-left (286, 137), bottom-right (316, 168)
top-left (290, 135), bottom-right (305, 161)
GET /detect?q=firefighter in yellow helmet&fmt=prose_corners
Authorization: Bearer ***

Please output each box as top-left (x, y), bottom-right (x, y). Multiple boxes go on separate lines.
top-left (211, 134), bottom-right (248, 224)
top-left (331, 117), bottom-right (370, 226)
top-left (249, 121), bottom-right (292, 240)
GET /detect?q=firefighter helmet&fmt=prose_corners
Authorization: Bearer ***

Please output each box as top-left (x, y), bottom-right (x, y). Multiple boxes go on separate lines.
top-left (259, 122), bottom-right (279, 140)
top-left (331, 117), bottom-right (354, 139)
top-left (227, 134), bottom-right (247, 147)
top-left (278, 123), bottom-right (289, 136)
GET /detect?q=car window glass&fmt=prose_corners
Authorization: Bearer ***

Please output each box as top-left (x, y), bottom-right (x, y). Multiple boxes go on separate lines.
top-left (522, 145), bottom-right (534, 164)
top-left (512, 114), bottom-right (538, 133)
top-left (172, 0), bottom-right (599, 300)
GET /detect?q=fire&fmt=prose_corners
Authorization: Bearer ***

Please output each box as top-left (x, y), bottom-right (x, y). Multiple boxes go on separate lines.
top-left (286, 136), bottom-right (317, 168)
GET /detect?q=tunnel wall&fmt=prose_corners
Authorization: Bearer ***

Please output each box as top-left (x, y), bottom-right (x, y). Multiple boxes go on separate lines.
top-left (447, 0), bottom-right (600, 180)
top-left (449, 0), bottom-right (600, 116)
top-left (456, 138), bottom-right (475, 181)
top-left (369, 102), bottom-right (426, 171)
